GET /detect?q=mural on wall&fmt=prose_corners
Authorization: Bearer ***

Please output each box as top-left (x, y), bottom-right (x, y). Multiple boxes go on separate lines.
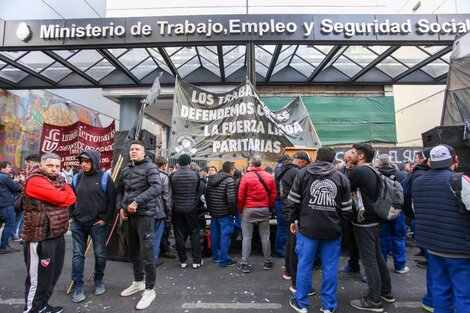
top-left (0, 89), bottom-right (102, 170)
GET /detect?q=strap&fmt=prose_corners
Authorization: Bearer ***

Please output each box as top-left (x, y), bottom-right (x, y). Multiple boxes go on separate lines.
top-left (101, 171), bottom-right (109, 194)
top-left (253, 171), bottom-right (270, 196)
top-left (451, 172), bottom-right (464, 211)
top-left (72, 173), bottom-right (80, 189)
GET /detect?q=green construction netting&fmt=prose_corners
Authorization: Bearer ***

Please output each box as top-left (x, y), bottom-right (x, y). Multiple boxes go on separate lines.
top-left (262, 96), bottom-right (396, 145)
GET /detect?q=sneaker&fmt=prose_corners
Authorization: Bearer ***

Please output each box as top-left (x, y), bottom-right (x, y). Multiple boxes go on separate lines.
top-left (222, 259), bottom-right (237, 267)
top-left (340, 263), bottom-right (360, 274)
top-left (212, 259), bottom-right (220, 263)
top-left (192, 259), bottom-right (204, 269)
top-left (95, 281), bottom-right (105, 295)
top-left (120, 281), bottom-right (145, 297)
top-left (394, 266), bottom-right (410, 274)
top-left (289, 285), bottom-right (316, 296)
top-left (416, 261), bottom-right (428, 268)
top-left (136, 289), bottom-right (156, 310)
top-left (40, 304), bottom-right (64, 313)
top-left (320, 307), bottom-right (336, 313)
top-left (71, 286), bottom-right (85, 303)
top-left (421, 303), bottom-right (434, 312)
top-left (380, 293), bottom-right (395, 303)
top-left (282, 272), bottom-right (292, 280)
top-left (161, 251), bottom-right (176, 259)
top-left (10, 235), bottom-right (20, 241)
top-left (155, 259), bottom-right (164, 267)
top-left (0, 246), bottom-right (20, 254)
top-left (264, 261), bottom-right (274, 270)
top-left (180, 262), bottom-right (188, 269)
top-left (350, 297), bottom-right (384, 312)
top-left (289, 297), bottom-right (307, 313)
top-left (237, 263), bottom-right (250, 273)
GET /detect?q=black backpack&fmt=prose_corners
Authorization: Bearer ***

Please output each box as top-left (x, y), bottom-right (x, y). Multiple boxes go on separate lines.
top-left (366, 165), bottom-right (404, 221)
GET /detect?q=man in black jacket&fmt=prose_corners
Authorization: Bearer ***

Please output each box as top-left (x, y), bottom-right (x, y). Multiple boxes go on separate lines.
top-left (170, 154), bottom-right (206, 269)
top-left (276, 151), bottom-right (309, 292)
top-left (70, 150), bottom-right (116, 303)
top-left (117, 141), bottom-right (162, 310)
top-left (287, 147), bottom-right (352, 313)
top-left (206, 161), bottom-right (237, 267)
top-left (349, 143), bottom-right (393, 312)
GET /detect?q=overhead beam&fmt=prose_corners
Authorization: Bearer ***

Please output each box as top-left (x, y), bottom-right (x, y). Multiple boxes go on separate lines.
top-left (393, 46), bottom-right (452, 82)
top-left (98, 49), bottom-right (140, 84)
top-left (352, 46), bottom-right (400, 81)
top-left (0, 75), bottom-right (18, 88)
top-left (156, 47), bottom-right (178, 77)
top-left (265, 45), bottom-right (283, 82)
top-left (43, 50), bottom-right (99, 85)
top-left (308, 45), bottom-right (343, 82)
top-left (217, 45), bottom-right (225, 82)
top-left (0, 53), bottom-right (58, 86)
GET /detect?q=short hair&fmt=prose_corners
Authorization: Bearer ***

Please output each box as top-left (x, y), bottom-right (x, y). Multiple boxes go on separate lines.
top-left (25, 154), bottom-right (41, 163)
top-left (209, 166), bottom-right (217, 172)
top-left (222, 161), bottom-right (234, 173)
top-left (41, 153), bottom-right (61, 163)
top-left (130, 140), bottom-right (145, 150)
top-left (316, 147), bottom-right (336, 163)
top-left (0, 161), bottom-right (10, 169)
top-left (155, 156), bottom-right (167, 167)
top-left (378, 154), bottom-right (391, 166)
top-left (352, 142), bottom-right (375, 163)
top-left (233, 168), bottom-right (242, 179)
top-left (189, 162), bottom-right (200, 172)
top-left (249, 155), bottom-right (262, 167)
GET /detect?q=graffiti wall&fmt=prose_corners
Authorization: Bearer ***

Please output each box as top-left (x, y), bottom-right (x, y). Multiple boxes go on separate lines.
top-left (0, 89), bottom-right (102, 170)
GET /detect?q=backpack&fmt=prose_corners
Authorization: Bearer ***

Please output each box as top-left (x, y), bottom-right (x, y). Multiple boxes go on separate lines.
top-left (72, 171), bottom-right (109, 195)
top-left (451, 172), bottom-right (467, 213)
top-left (366, 165), bottom-right (404, 221)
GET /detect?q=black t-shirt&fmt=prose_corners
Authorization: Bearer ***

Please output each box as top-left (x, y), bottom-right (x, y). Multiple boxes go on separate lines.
top-left (349, 164), bottom-right (381, 224)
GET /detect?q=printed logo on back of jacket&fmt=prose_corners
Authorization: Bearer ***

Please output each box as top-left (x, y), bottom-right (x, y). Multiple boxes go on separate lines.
top-left (308, 179), bottom-right (337, 211)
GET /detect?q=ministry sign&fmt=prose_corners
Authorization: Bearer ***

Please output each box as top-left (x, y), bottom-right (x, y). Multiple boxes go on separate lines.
top-left (169, 77), bottom-right (320, 160)
top-left (2, 14), bottom-right (469, 47)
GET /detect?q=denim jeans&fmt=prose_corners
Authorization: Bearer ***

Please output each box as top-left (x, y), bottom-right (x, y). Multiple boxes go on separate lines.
top-left (422, 249), bottom-right (433, 309)
top-left (274, 199), bottom-right (286, 257)
top-left (428, 253), bottom-right (470, 313)
top-left (13, 211), bottom-right (24, 238)
top-left (295, 232), bottom-right (341, 310)
top-left (379, 212), bottom-right (407, 270)
top-left (353, 224), bottom-right (392, 303)
top-left (71, 221), bottom-right (107, 287)
top-left (0, 206), bottom-right (15, 248)
top-left (210, 216), bottom-right (234, 267)
top-left (153, 218), bottom-right (165, 259)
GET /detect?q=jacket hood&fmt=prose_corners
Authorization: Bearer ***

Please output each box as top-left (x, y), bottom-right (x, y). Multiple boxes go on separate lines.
top-left (279, 162), bottom-right (298, 177)
top-left (207, 172), bottom-right (232, 188)
top-left (378, 166), bottom-right (398, 177)
top-left (306, 161), bottom-right (336, 177)
top-left (80, 150), bottom-right (101, 173)
top-left (413, 164), bottom-right (430, 172)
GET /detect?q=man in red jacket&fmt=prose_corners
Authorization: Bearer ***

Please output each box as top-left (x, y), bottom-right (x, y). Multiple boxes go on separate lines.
top-left (237, 155), bottom-right (276, 273)
top-left (22, 153), bottom-right (76, 313)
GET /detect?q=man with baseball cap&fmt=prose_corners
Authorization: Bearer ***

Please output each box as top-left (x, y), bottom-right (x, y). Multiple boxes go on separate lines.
top-left (412, 144), bottom-right (470, 313)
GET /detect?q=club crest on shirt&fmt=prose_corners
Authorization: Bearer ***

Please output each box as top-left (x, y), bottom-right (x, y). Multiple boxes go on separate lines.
top-left (41, 258), bottom-right (51, 267)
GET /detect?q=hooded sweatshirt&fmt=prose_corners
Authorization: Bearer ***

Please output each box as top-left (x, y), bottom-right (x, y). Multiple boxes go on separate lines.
top-left (70, 150), bottom-right (117, 225)
top-left (287, 161), bottom-right (352, 240)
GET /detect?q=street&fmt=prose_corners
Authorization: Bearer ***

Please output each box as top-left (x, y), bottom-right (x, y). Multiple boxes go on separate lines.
top-left (0, 232), bottom-right (427, 313)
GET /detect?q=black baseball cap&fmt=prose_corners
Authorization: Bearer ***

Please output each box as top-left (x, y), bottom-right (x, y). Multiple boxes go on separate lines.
top-left (293, 151), bottom-right (311, 162)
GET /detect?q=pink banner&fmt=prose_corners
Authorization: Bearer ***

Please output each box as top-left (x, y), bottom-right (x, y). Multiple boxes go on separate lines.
top-left (40, 121), bottom-right (115, 169)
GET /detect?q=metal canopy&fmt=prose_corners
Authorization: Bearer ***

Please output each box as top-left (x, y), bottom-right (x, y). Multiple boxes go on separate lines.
top-left (0, 43), bottom-right (453, 89)
top-left (1, 13), bottom-right (464, 89)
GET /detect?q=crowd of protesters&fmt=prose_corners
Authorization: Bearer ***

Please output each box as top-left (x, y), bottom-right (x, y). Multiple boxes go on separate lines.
top-left (0, 140), bottom-right (469, 313)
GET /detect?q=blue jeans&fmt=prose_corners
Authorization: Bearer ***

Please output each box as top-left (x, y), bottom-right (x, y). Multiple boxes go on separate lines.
top-left (379, 212), bottom-right (407, 270)
top-left (422, 249), bottom-right (433, 309)
top-left (153, 218), bottom-right (165, 259)
top-left (71, 222), bottom-right (107, 287)
top-left (0, 206), bottom-right (15, 248)
top-left (210, 216), bottom-right (234, 267)
top-left (13, 211), bottom-right (24, 238)
top-left (427, 253), bottom-right (470, 313)
top-left (274, 199), bottom-right (286, 257)
top-left (295, 232), bottom-right (341, 311)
